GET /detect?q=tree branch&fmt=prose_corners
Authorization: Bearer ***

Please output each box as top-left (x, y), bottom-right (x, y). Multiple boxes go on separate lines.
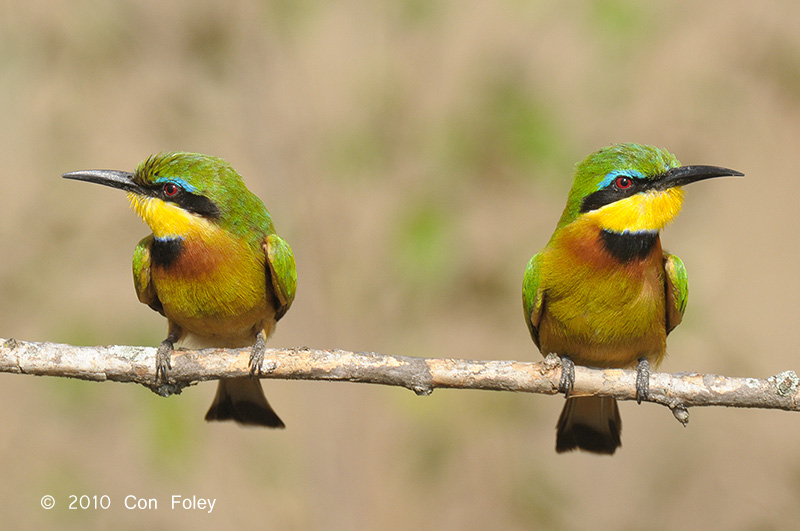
top-left (1, 337), bottom-right (798, 424)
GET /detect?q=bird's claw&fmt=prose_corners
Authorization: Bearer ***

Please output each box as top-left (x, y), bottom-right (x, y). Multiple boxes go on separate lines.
top-left (559, 356), bottom-right (575, 399)
top-left (155, 339), bottom-right (174, 384)
top-left (636, 357), bottom-right (650, 404)
top-left (249, 332), bottom-right (267, 377)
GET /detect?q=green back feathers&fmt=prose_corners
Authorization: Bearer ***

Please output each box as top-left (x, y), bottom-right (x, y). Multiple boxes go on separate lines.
top-left (135, 152), bottom-right (276, 240)
top-left (556, 143), bottom-right (681, 229)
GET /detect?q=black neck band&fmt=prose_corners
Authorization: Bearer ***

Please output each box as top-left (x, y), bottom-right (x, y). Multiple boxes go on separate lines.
top-left (599, 230), bottom-right (658, 262)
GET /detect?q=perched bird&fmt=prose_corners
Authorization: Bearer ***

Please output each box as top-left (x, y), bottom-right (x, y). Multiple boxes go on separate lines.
top-left (522, 143), bottom-right (741, 454)
top-left (64, 152), bottom-right (296, 427)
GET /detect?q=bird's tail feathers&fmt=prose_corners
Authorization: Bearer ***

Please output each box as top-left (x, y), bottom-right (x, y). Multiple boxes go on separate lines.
top-left (205, 377), bottom-right (285, 428)
top-left (556, 396), bottom-right (621, 454)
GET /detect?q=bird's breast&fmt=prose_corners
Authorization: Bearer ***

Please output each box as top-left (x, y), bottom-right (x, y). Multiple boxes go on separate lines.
top-left (149, 229), bottom-right (272, 339)
top-left (539, 220), bottom-right (668, 368)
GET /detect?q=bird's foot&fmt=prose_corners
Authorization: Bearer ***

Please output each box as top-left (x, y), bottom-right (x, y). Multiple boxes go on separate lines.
top-left (636, 357), bottom-right (650, 404)
top-left (155, 339), bottom-right (174, 384)
top-left (559, 356), bottom-right (575, 399)
top-left (249, 332), bottom-right (267, 377)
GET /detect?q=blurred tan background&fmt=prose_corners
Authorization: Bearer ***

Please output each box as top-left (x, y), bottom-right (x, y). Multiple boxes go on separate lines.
top-left (1, 0), bottom-right (798, 529)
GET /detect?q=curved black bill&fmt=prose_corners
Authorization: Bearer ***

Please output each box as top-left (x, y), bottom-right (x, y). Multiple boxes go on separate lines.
top-left (62, 169), bottom-right (141, 193)
top-left (658, 165), bottom-right (744, 190)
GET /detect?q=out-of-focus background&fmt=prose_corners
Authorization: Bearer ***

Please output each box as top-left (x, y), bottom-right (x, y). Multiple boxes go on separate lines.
top-left (1, 1), bottom-right (797, 529)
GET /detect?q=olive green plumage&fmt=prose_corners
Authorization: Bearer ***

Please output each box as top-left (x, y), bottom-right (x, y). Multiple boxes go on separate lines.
top-left (522, 143), bottom-right (741, 454)
top-left (134, 153), bottom-right (278, 239)
top-left (64, 152), bottom-right (297, 428)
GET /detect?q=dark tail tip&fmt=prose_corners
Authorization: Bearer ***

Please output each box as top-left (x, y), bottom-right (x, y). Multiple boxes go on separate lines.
top-left (205, 378), bottom-right (285, 428)
top-left (556, 396), bottom-right (621, 455)
top-left (205, 399), bottom-right (285, 428)
top-left (556, 424), bottom-right (620, 454)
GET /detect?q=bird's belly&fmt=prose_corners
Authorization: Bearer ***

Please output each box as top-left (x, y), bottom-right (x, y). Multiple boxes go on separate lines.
top-left (165, 297), bottom-right (271, 341)
top-left (539, 274), bottom-right (667, 369)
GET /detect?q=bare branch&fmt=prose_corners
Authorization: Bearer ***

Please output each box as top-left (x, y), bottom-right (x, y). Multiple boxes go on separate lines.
top-left (1, 337), bottom-right (798, 424)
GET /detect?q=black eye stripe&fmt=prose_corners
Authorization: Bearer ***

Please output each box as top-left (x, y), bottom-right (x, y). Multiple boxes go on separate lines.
top-left (579, 176), bottom-right (648, 213)
top-left (145, 182), bottom-right (220, 220)
top-left (177, 193), bottom-right (221, 219)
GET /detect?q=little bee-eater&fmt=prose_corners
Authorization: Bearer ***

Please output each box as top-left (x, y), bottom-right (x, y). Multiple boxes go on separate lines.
top-left (64, 153), bottom-right (296, 427)
top-left (523, 143), bottom-right (741, 454)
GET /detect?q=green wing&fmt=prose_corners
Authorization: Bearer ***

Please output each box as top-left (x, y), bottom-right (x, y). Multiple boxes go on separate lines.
top-left (264, 234), bottom-right (297, 321)
top-left (663, 252), bottom-right (688, 334)
top-left (522, 252), bottom-right (545, 349)
top-left (132, 234), bottom-right (164, 315)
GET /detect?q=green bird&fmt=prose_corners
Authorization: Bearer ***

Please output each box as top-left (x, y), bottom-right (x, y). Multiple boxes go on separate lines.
top-left (523, 143), bottom-right (741, 454)
top-left (64, 152), bottom-right (297, 427)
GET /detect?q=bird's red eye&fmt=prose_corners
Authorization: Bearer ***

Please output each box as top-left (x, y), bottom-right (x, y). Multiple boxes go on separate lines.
top-left (614, 176), bottom-right (632, 189)
top-left (163, 182), bottom-right (179, 197)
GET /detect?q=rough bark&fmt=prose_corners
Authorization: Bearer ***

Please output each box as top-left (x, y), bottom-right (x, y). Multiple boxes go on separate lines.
top-left (2, 337), bottom-right (798, 424)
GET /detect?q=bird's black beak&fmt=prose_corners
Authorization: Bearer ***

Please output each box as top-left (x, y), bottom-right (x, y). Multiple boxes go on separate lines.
top-left (62, 169), bottom-right (143, 194)
top-left (658, 165), bottom-right (744, 190)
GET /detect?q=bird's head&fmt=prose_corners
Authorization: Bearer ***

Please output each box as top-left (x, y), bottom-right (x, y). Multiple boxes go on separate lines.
top-left (557, 143), bottom-right (742, 233)
top-left (63, 152), bottom-right (271, 240)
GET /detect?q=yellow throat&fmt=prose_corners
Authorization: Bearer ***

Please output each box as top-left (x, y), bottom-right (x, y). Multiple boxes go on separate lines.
top-left (584, 187), bottom-right (685, 233)
top-left (128, 193), bottom-right (216, 239)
